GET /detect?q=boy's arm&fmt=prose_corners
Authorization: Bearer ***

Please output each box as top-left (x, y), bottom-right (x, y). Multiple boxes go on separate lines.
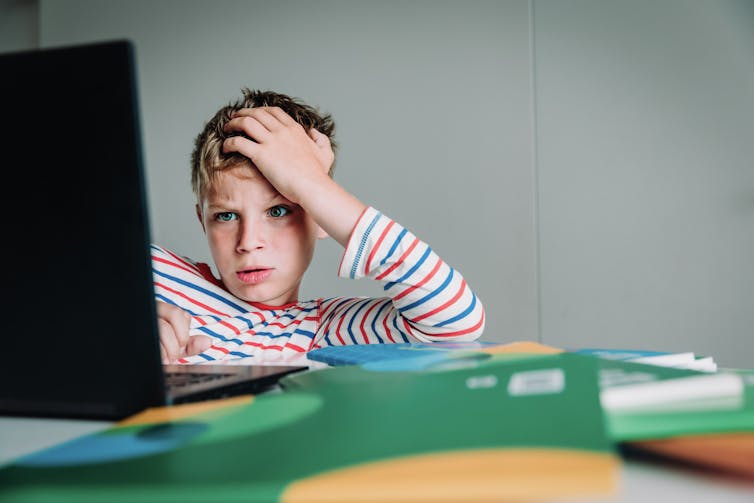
top-left (222, 106), bottom-right (365, 246)
top-left (316, 207), bottom-right (485, 345)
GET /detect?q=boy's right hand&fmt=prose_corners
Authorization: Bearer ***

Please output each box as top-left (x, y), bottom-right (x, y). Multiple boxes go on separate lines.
top-left (156, 301), bottom-right (212, 363)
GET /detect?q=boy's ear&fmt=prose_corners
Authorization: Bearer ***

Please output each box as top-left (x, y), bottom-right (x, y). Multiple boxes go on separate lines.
top-left (195, 204), bottom-right (206, 233)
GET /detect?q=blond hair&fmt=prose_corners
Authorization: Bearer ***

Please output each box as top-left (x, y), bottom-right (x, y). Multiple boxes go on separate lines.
top-left (190, 88), bottom-right (337, 202)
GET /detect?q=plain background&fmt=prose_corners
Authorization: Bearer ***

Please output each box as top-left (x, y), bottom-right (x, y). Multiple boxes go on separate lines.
top-left (2, 0), bottom-right (752, 368)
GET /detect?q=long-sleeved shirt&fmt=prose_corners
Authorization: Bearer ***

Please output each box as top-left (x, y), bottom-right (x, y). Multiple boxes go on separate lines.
top-left (152, 207), bottom-right (485, 363)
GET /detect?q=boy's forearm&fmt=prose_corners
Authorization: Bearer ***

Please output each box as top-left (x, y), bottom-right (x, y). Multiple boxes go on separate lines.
top-left (296, 174), bottom-right (367, 248)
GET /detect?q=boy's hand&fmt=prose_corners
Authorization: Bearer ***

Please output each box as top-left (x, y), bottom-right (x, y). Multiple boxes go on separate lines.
top-left (156, 301), bottom-right (212, 363)
top-left (222, 107), bottom-right (333, 204)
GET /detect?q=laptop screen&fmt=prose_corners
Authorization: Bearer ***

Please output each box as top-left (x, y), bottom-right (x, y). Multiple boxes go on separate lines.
top-left (0, 40), bottom-right (167, 419)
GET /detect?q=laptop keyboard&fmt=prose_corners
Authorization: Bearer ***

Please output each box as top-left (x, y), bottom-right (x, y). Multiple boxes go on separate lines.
top-left (164, 371), bottom-right (236, 388)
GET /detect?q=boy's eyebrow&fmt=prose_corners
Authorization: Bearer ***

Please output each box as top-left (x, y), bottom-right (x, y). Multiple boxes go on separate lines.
top-left (205, 193), bottom-right (291, 210)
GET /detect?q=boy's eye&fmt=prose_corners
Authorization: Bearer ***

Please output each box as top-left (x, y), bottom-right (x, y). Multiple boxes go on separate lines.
top-left (267, 205), bottom-right (290, 218)
top-left (215, 212), bottom-right (237, 222)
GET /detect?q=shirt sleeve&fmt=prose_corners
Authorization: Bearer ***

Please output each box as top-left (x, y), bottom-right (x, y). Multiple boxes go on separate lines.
top-left (316, 207), bottom-right (485, 346)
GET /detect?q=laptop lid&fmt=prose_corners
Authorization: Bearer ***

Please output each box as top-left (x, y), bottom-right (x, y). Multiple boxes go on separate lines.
top-left (0, 40), bottom-right (303, 421)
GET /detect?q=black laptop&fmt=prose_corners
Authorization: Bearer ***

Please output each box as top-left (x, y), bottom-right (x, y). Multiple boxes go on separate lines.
top-left (0, 40), bottom-right (305, 420)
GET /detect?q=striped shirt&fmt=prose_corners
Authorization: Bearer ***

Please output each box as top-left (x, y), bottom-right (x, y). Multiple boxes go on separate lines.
top-left (152, 207), bottom-right (485, 363)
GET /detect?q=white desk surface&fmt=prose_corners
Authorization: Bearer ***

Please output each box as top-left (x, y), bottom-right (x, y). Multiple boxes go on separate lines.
top-left (1, 416), bottom-right (753, 502)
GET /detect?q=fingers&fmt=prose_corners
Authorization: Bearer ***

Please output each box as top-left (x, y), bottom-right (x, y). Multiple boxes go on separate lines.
top-left (158, 318), bottom-right (182, 364)
top-left (222, 135), bottom-right (260, 159)
top-left (308, 128), bottom-right (335, 172)
top-left (308, 127), bottom-right (329, 147)
top-left (186, 334), bottom-right (213, 356)
top-left (156, 302), bottom-right (193, 363)
top-left (265, 106), bottom-right (299, 127)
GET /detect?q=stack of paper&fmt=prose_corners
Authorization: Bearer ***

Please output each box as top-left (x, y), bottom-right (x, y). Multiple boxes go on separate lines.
top-left (572, 348), bottom-right (717, 372)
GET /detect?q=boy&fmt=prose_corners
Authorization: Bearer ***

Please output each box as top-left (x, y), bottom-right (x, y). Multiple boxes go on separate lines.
top-left (153, 89), bottom-right (485, 364)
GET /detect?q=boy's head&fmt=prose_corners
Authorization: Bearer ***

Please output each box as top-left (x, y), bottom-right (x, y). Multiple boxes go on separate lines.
top-left (190, 88), bottom-right (337, 204)
top-left (191, 89), bottom-right (336, 306)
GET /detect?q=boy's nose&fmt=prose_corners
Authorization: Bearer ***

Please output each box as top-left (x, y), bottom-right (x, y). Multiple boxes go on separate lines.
top-left (236, 219), bottom-right (266, 253)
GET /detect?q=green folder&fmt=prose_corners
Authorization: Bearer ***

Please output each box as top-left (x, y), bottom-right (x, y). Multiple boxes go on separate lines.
top-left (0, 353), bottom-right (617, 502)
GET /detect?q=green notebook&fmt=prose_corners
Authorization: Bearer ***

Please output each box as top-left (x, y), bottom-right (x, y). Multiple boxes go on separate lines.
top-left (0, 353), bottom-right (617, 502)
top-left (595, 359), bottom-right (754, 441)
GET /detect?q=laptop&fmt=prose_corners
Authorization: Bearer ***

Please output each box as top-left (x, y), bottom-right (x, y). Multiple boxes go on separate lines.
top-left (0, 40), bottom-right (305, 420)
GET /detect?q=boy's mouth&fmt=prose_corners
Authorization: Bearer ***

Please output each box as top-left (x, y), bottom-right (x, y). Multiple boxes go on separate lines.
top-left (237, 268), bottom-right (273, 285)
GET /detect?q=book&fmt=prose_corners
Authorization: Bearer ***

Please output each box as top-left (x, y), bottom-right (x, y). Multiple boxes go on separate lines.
top-left (305, 340), bottom-right (501, 367)
top-left (597, 360), bottom-right (753, 442)
top-left (572, 347), bottom-right (717, 372)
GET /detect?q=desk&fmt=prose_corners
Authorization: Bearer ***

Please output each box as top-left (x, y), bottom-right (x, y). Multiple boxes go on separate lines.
top-left (2, 416), bottom-right (752, 502)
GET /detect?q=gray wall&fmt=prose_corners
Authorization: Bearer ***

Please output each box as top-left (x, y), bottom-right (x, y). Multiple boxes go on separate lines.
top-left (534, 0), bottom-right (754, 367)
top-left (3, 0), bottom-right (752, 367)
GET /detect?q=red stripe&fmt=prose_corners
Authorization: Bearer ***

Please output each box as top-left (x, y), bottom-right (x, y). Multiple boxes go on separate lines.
top-left (285, 342), bottom-right (307, 353)
top-left (393, 257), bottom-right (442, 301)
top-left (334, 313), bottom-right (348, 346)
top-left (210, 345), bottom-right (230, 354)
top-left (309, 299), bottom-right (323, 351)
top-left (320, 298), bottom-right (359, 345)
top-left (376, 238), bottom-right (420, 281)
top-left (218, 320), bottom-right (242, 335)
top-left (365, 220), bottom-right (395, 275)
top-left (239, 340), bottom-right (307, 353)
top-left (411, 279), bottom-right (467, 323)
top-left (242, 341), bottom-right (283, 351)
top-left (422, 310), bottom-right (485, 338)
top-left (268, 318), bottom-right (304, 330)
top-left (382, 308), bottom-right (396, 343)
top-left (152, 255), bottom-right (200, 277)
top-left (154, 282), bottom-right (229, 317)
top-left (161, 247), bottom-right (197, 271)
top-left (402, 317), bottom-right (416, 338)
top-left (359, 300), bottom-right (382, 344)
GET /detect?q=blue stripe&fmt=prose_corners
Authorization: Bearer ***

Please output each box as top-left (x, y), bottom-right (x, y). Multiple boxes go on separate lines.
top-left (229, 351), bottom-right (250, 358)
top-left (198, 353), bottom-right (215, 361)
top-left (154, 295), bottom-right (203, 318)
top-left (368, 300), bottom-right (390, 344)
top-left (322, 297), bottom-right (355, 324)
top-left (350, 212), bottom-right (382, 279)
top-left (380, 228), bottom-right (407, 266)
top-left (320, 298), bottom-right (359, 344)
top-left (384, 246), bottom-right (432, 291)
top-left (153, 269), bottom-right (250, 313)
top-left (346, 299), bottom-right (372, 344)
top-left (399, 269), bottom-right (454, 313)
top-left (232, 316), bottom-right (255, 330)
top-left (293, 328), bottom-right (316, 339)
top-left (196, 326), bottom-right (243, 345)
top-left (251, 330), bottom-right (302, 339)
top-left (435, 294), bottom-right (477, 328)
top-left (392, 316), bottom-right (410, 343)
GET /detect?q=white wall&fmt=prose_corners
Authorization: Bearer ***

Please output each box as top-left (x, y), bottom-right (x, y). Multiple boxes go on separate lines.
top-left (534, 0), bottom-right (754, 367)
top-left (37, 0), bottom-right (540, 344)
top-left (3, 0), bottom-right (752, 367)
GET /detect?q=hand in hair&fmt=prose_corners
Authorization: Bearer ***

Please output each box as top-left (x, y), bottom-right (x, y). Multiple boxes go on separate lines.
top-left (222, 106), bottom-right (366, 247)
top-left (222, 106), bottom-right (333, 205)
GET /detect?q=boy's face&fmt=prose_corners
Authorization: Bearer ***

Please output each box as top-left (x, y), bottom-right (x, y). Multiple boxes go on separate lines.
top-left (197, 165), bottom-right (326, 306)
